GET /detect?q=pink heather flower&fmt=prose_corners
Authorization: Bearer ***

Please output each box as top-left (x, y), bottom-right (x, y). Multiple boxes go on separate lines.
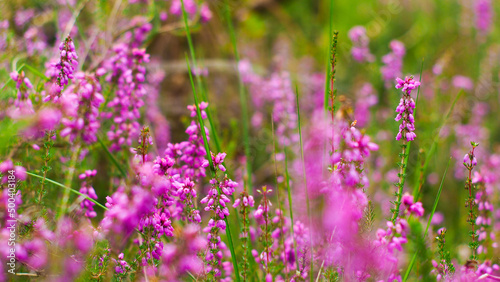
top-left (381, 40), bottom-right (405, 87)
top-left (15, 9), bottom-right (35, 27)
top-left (160, 11), bottom-right (168, 21)
top-left (170, 0), bottom-right (197, 16)
top-left (475, 0), bottom-right (493, 34)
top-left (348, 26), bottom-right (374, 63)
top-left (7, 71), bottom-right (34, 118)
top-left (105, 45), bottom-right (150, 151)
top-left (395, 76), bottom-right (419, 141)
top-left (200, 3), bottom-right (212, 23)
top-left (354, 83), bottom-right (378, 127)
top-left (402, 193), bottom-right (414, 207)
top-left (409, 202), bottom-right (424, 217)
top-left (452, 75), bottom-right (474, 91)
top-left (55, 37), bottom-right (78, 94)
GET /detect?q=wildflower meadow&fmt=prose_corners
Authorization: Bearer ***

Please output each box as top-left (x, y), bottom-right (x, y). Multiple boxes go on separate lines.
top-left (1, 0), bottom-right (500, 281)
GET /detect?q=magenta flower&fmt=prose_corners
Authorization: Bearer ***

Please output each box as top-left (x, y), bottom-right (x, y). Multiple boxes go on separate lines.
top-left (395, 76), bottom-right (420, 141)
top-left (381, 40), bottom-right (405, 87)
top-left (475, 0), bottom-right (493, 34)
top-left (348, 26), bottom-right (374, 63)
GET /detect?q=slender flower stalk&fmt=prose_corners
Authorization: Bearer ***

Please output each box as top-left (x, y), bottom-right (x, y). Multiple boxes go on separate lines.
top-left (46, 36), bottom-right (78, 101)
top-left (328, 32), bottom-right (339, 154)
top-left (295, 86), bottom-right (314, 281)
top-left (233, 191), bottom-right (254, 280)
top-left (432, 228), bottom-right (455, 280)
top-left (463, 142), bottom-right (479, 260)
top-left (255, 186), bottom-right (273, 276)
top-left (391, 76), bottom-right (420, 224)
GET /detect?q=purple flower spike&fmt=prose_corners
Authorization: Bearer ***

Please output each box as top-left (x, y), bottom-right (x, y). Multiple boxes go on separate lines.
top-left (394, 76), bottom-right (420, 142)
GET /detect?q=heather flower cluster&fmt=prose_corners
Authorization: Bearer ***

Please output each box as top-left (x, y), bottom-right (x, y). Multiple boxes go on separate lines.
top-left (2, 0), bottom-right (500, 281)
top-left (348, 26), bottom-right (374, 63)
top-left (105, 46), bottom-right (150, 151)
top-left (60, 72), bottom-right (105, 144)
top-left (52, 36), bottom-right (78, 98)
top-left (381, 40), bottom-right (405, 87)
top-left (8, 71), bottom-right (34, 117)
top-left (395, 76), bottom-right (420, 141)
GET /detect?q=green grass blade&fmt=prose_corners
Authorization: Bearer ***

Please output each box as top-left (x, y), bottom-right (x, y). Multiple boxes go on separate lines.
top-left (185, 55), bottom-right (240, 282)
top-left (97, 135), bottom-right (127, 179)
top-left (295, 85), bottom-right (314, 280)
top-left (403, 157), bottom-right (451, 281)
top-left (26, 171), bottom-right (108, 210)
top-left (24, 64), bottom-right (50, 81)
top-left (223, 0), bottom-right (252, 192)
top-left (284, 146), bottom-right (299, 272)
top-left (413, 90), bottom-right (463, 200)
top-left (180, 0), bottom-right (223, 165)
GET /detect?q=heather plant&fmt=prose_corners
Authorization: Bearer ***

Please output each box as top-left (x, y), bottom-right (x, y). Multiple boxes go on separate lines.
top-left (1, 0), bottom-right (500, 281)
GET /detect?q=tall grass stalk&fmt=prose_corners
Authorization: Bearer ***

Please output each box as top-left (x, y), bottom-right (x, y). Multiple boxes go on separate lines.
top-left (295, 86), bottom-right (314, 280)
top-left (284, 147), bottom-right (299, 271)
top-left (222, 2), bottom-right (257, 280)
top-left (185, 55), bottom-right (240, 282)
top-left (223, 0), bottom-right (252, 192)
top-left (180, 0), bottom-right (222, 154)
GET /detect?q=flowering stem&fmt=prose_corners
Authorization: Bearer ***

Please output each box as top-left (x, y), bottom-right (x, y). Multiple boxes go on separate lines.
top-left (391, 141), bottom-right (407, 224)
top-left (323, 0), bottom-right (335, 114)
top-left (57, 143), bottom-right (81, 219)
top-left (263, 188), bottom-right (270, 275)
top-left (464, 142), bottom-right (479, 260)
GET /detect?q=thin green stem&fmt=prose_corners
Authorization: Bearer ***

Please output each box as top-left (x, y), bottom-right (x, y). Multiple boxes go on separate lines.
top-left (284, 147), bottom-right (299, 272)
top-left (391, 141), bottom-right (408, 224)
top-left (223, 0), bottom-right (252, 191)
top-left (97, 135), bottom-right (127, 179)
top-left (58, 144), bottom-right (81, 218)
top-left (26, 171), bottom-right (108, 210)
top-left (180, 0), bottom-right (222, 154)
top-left (295, 86), bottom-right (314, 280)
